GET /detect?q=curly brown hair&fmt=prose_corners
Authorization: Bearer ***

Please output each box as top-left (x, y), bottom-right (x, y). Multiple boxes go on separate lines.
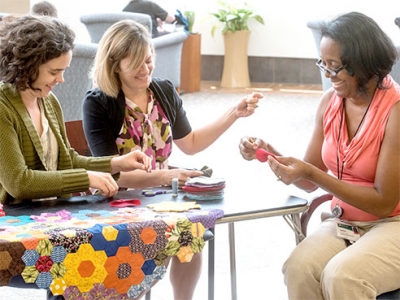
top-left (0, 15), bottom-right (75, 91)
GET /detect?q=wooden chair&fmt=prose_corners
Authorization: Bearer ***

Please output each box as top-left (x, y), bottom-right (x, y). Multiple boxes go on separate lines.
top-left (65, 120), bottom-right (92, 197)
top-left (65, 120), bottom-right (91, 156)
top-left (300, 193), bottom-right (400, 299)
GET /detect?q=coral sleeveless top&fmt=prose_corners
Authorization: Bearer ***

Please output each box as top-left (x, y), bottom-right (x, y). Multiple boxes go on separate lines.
top-left (321, 75), bottom-right (400, 221)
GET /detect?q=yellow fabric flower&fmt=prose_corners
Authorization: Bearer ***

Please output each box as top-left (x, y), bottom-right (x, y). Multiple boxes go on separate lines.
top-left (63, 244), bottom-right (107, 293)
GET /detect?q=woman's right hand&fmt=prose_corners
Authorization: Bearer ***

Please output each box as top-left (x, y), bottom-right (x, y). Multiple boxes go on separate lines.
top-left (162, 169), bottom-right (204, 187)
top-left (87, 171), bottom-right (119, 197)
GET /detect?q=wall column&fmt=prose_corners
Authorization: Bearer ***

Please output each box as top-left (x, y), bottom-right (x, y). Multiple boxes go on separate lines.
top-left (0, 0), bottom-right (30, 14)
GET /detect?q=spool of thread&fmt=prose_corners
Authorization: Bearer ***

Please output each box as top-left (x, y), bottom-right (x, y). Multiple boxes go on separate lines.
top-left (172, 178), bottom-right (178, 197)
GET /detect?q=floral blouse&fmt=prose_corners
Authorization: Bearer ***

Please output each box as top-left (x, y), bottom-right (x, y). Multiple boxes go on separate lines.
top-left (116, 89), bottom-right (172, 170)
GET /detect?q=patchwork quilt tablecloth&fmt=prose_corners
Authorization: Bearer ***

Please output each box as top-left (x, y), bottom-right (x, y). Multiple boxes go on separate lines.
top-left (0, 207), bottom-right (224, 299)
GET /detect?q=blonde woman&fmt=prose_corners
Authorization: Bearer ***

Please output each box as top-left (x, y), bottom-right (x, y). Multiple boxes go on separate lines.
top-left (82, 19), bottom-right (262, 299)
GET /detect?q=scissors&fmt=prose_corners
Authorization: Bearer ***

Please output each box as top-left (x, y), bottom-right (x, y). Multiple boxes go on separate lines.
top-left (109, 199), bottom-right (141, 207)
top-left (142, 190), bottom-right (172, 197)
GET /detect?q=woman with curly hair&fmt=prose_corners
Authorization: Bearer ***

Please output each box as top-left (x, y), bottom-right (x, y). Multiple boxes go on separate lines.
top-left (0, 15), bottom-right (151, 206)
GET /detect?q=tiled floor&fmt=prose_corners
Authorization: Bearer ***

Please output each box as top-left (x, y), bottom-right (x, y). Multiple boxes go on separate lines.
top-left (0, 81), bottom-right (330, 300)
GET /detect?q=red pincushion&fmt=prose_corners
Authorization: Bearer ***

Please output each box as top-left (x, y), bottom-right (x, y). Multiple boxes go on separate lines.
top-left (255, 148), bottom-right (276, 162)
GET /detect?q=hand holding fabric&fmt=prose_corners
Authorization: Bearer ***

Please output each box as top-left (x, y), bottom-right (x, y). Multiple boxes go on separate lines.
top-left (111, 150), bottom-right (152, 174)
top-left (268, 156), bottom-right (311, 185)
top-left (238, 136), bottom-right (269, 160)
top-left (87, 171), bottom-right (119, 197)
top-left (162, 169), bottom-right (204, 187)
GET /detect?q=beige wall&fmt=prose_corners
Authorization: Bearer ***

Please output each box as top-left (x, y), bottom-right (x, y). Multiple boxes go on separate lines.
top-left (0, 0), bottom-right (30, 14)
top-left (42, 0), bottom-right (400, 58)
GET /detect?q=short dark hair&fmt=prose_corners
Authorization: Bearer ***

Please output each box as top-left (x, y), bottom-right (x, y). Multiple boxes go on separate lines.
top-left (0, 15), bottom-right (75, 91)
top-left (322, 12), bottom-right (398, 92)
top-left (31, 1), bottom-right (58, 18)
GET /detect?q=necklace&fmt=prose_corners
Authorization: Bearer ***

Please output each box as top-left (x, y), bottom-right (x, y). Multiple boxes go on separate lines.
top-left (333, 99), bottom-right (372, 218)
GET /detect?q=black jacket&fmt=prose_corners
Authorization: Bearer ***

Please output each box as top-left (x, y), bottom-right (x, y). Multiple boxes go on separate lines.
top-left (82, 78), bottom-right (191, 156)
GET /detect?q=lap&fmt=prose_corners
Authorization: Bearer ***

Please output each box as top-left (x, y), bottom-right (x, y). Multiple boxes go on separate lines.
top-left (288, 217), bottom-right (400, 276)
top-left (326, 217), bottom-right (400, 293)
top-left (286, 219), bottom-right (347, 268)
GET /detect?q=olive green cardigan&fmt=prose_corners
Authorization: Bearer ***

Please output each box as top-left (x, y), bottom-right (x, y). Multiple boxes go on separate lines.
top-left (0, 82), bottom-right (113, 205)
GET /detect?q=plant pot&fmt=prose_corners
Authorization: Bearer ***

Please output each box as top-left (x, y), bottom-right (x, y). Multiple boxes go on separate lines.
top-left (221, 30), bottom-right (251, 88)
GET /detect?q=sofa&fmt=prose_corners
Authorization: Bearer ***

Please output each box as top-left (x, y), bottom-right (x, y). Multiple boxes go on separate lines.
top-left (306, 19), bottom-right (400, 90)
top-left (80, 12), bottom-right (188, 89)
top-left (52, 41), bottom-right (98, 122)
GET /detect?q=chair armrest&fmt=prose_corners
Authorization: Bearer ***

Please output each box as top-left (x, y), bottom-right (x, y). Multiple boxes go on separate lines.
top-left (390, 45), bottom-right (400, 84)
top-left (306, 19), bottom-right (327, 31)
top-left (153, 31), bottom-right (188, 48)
top-left (80, 12), bottom-right (152, 43)
top-left (300, 193), bottom-right (333, 237)
top-left (395, 17), bottom-right (400, 29)
top-left (152, 31), bottom-right (188, 88)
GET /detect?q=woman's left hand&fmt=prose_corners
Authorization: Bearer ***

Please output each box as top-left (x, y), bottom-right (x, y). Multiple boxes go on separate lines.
top-left (235, 92), bottom-right (263, 118)
top-left (111, 150), bottom-right (152, 174)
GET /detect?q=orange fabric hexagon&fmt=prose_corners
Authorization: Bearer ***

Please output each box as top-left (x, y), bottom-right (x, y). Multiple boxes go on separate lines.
top-left (140, 227), bottom-right (157, 244)
top-left (176, 246), bottom-right (194, 263)
top-left (78, 260), bottom-right (95, 277)
top-left (104, 246), bottom-right (145, 294)
top-left (21, 237), bottom-right (40, 250)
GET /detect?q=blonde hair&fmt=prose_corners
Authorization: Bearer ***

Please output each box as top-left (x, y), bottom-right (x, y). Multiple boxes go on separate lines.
top-left (92, 20), bottom-right (154, 98)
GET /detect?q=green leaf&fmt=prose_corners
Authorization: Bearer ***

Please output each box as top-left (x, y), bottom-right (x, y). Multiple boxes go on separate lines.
top-left (209, 0), bottom-right (264, 36)
top-left (254, 15), bottom-right (265, 25)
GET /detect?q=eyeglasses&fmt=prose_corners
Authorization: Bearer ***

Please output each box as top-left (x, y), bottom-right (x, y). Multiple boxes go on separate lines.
top-left (316, 59), bottom-right (347, 77)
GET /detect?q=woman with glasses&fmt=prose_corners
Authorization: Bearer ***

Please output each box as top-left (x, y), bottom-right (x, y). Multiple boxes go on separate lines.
top-left (239, 12), bottom-right (400, 299)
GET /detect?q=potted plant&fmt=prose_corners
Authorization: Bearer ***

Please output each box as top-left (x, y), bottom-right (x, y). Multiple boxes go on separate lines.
top-left (210, 1), bottom-right (264, 87)
top-left (184, 11), bottom-right (196, 34)
top-left (210, 1), bottom-right (264, 37)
